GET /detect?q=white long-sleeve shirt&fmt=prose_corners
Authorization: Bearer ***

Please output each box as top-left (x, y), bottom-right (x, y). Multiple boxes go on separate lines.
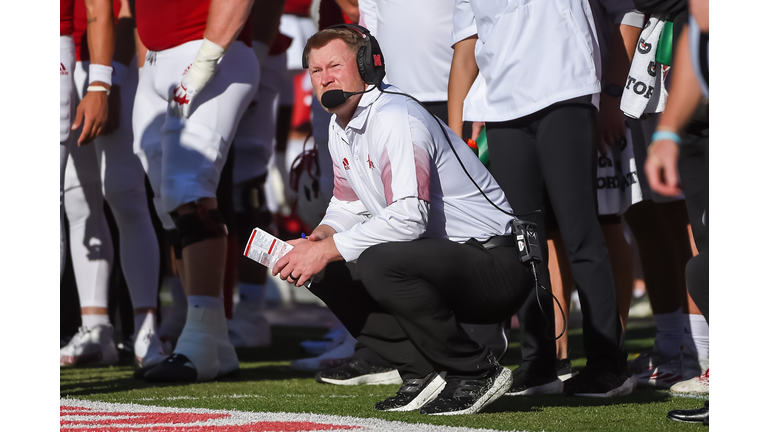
top-left (453, 0), bottom-right (603, 122)
top-left (320, 84), bottom-right (515, 261)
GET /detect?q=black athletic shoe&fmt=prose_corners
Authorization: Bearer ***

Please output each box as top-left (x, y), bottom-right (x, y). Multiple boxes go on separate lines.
top-left (316, 358), bottom-right (402, 385)
top-left (143, 353), bottom-right (197, 383)
top-left (563, 366), bottom-right (635, 397)
top-left (556, 358), bottom-right (574, 380)
top-left (667, 401), bottom-right (709, 424)
top-left (506, 367), bottom-right (563, 396)
top-left (375, 371), bottom-right (446, 412)
top-left (419, 366), bottom-right (513, 415)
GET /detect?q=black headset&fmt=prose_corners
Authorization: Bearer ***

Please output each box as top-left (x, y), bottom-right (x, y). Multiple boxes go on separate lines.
top-left (302, 23), bottom-right (386, 87)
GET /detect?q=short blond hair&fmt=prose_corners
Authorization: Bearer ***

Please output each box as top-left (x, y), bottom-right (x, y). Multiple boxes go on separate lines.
top-left (302, 27), bottom-right (365, 68)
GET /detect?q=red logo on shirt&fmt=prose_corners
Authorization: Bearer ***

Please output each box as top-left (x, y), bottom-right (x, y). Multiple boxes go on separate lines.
top-left (373, 54), bottom-right (382, 67)
top-left (60, 63), bottom-right (68, 75)
top-left (367, 155), bottom-right (374, 169)
top-left (343, 158), bottom-right (350, 170)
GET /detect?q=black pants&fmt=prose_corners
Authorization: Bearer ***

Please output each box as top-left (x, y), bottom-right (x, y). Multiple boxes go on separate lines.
top-left (308, 238), bottom-right (533, 380)
top-left (679, 136), bottom-right (709, 323)
top-left (485, 98), bottom-right (625, 375)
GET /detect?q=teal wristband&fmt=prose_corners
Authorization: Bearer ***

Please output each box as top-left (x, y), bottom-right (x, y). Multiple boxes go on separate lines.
top-left (651, 131), bottom-right (681, 144)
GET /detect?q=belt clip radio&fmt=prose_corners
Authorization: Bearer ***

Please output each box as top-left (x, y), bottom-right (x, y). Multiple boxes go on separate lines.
top-left (512, 219), bottom-right (542, 264)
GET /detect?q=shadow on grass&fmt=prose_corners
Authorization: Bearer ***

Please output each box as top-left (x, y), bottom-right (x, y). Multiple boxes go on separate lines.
top-left (484, 389), bottom-right (673, 413)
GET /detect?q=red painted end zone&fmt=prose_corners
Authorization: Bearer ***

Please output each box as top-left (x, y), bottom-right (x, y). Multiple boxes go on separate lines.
top-left (60, 406), bottom-right (361, 431)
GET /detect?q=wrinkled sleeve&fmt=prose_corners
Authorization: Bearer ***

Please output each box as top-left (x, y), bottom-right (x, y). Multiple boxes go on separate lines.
top-left (333, 108), bottom-right (432, 261)
top-left (452, 0), bottom-right (477, 46)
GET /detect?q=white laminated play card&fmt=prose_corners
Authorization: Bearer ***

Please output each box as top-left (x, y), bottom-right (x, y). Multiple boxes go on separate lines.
top-left (243, 228), bottom-right (293, 270)
top-left (243, 228), bottom-right (312, 287)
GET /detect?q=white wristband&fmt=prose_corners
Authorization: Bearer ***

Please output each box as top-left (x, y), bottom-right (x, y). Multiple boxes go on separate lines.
top-left (111, 61), bottom-right (128, 87)
top-left (89, 63), bottom-right (113, 86)
top-left (87, 85), bottom-right (111, 96)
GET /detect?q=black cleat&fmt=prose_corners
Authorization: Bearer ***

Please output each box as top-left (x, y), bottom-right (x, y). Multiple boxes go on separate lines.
top-left (316, 359), bottom-right (402, 385)
top-left (506, 367), bottom-right (563, 396)
top-left (143, 353), bottom-right (197, 383)
top-left (419, 366), bottom-right (512, 415)
top-left (375, 371), bottom-right (446, 412)
top-left (667, 401), bottom-right (709, 424)
top-left (563, 366), bottom-right (635, 397)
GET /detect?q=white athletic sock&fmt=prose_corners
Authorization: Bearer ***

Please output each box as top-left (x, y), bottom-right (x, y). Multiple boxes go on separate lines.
top-left (683, 314), bottom-right (709, 359)
top-left (188, 295), bottom-right (224, 311)
top-left (133, 313), bottom-right (157, 337)
top-left (82, 314), bottom-right (110, 329)
top-left (653, 307), bottom-right (684, 358)
top-left (238, 282), bottom-right (267, 304)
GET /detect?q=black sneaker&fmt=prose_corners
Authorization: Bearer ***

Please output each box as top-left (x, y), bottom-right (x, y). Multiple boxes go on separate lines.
top-left (506, 367), bottom-right (563, 396)
top-left (667, 401), bottom-right (709, 424)
top-left (316, 358), bottom-right (402, 385)
top-left (563, 366), bottom-right (635, 397)
top-left (143, 353), bottom-right (197, 383)
top-left (556, 358), bottom-right (574, 380)
top-left (375, 371), bottom-right (446, 412)
top-left (419, 366), bottom-right (512, 415)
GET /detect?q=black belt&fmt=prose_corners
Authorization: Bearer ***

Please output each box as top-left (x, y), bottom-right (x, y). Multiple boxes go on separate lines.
top-left (481, 235), bottom-right (517, 250)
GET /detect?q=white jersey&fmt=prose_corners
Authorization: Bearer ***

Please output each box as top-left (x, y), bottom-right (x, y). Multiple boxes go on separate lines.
top-left (377, 0), bottom-right (453, 102)
top-left (60, 35), bottom-right (76, 142)
top-left (320, 85), bottom-right (514, 261)
top-left (453, 0), bottom-right (602, 122)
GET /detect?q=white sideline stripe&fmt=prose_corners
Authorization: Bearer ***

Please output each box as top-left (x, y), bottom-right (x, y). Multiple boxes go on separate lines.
top-left (138, 394), bottom-right (359, 401)
top-left (61, 398), bottom-right (531, 432)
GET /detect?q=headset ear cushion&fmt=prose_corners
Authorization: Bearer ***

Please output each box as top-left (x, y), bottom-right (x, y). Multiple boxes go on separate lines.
top-left (356, 46), bottom-right (372, 84)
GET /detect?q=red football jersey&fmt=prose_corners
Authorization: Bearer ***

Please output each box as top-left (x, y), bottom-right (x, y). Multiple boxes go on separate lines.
top-left (283, 0), bottom-right (312, 17)
top-left (73, 0), bottom-right (122, 61)
top-left (61, 0), bottom-right (75, 36)
top-left (136, 0), bottom-right (252, 52)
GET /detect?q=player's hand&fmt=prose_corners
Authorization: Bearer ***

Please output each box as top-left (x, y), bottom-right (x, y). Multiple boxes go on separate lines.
top-left (308, 224), bottom-right (337, 242)
top-left (72, 81), bottom-right (110, 146)
top-left (597, 97), bottom-right (626, 156)
top-left (168, 39), bottom-right (224, 118)
top-left (273, 238), bottom-right (332, 287)
top-left (645, 139), bottom-right (682, 196)
top-left (105, 85), bottom-right (121, 135)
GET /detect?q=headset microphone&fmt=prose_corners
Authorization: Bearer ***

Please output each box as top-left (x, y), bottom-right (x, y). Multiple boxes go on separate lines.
top-left (320, 88), bottom-right (372, 109)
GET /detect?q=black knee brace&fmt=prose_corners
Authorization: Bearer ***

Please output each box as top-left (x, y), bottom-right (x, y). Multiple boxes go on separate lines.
top-left (173, 204), bottom-right (229, 253)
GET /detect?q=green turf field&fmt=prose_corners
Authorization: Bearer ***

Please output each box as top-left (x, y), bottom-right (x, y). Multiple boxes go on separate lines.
top-left (60, 321), bottom-right (707, 432)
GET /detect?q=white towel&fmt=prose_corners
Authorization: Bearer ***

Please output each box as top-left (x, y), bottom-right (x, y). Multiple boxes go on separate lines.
top-left (620, 15), bottom-right (669, 119)
top-left (596, 127), bottom-right (644, 216)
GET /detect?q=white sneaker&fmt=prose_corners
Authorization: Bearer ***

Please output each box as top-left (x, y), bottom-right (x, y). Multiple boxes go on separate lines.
top-left (670, 369), bottom-right (709, 394)
top-left (290, 331), bottom-right (357, 372)
top-left (228, 301), bottom-right (271, 348)
top-left (134, 328), bottom-right (171, 368)
top-left (158, 304), bottom-right (187, 346)
top-left (633, 346), bottom-right (707, 389)
top-left (60, 325), bottom-right (119, 367)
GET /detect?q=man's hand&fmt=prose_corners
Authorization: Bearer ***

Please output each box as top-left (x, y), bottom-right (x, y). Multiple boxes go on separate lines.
top-left (308, 224), bottom-right (337, 242)
top-left (169, 39), bottom-right (224, 118)
top-left (273, 237), bottom-right (338, 287)
top-left (597, 97), bottom-right (626, 156)
top-left (645, 139), bottom-right (682, 196)
top-left (72, 82), bottom-right (110, 146)
top-left (105, 84), bottom-right (121, 134)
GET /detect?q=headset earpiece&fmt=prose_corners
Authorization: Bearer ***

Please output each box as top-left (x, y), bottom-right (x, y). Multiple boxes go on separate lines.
top-left (322, 23), bottom-right (385, 87)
